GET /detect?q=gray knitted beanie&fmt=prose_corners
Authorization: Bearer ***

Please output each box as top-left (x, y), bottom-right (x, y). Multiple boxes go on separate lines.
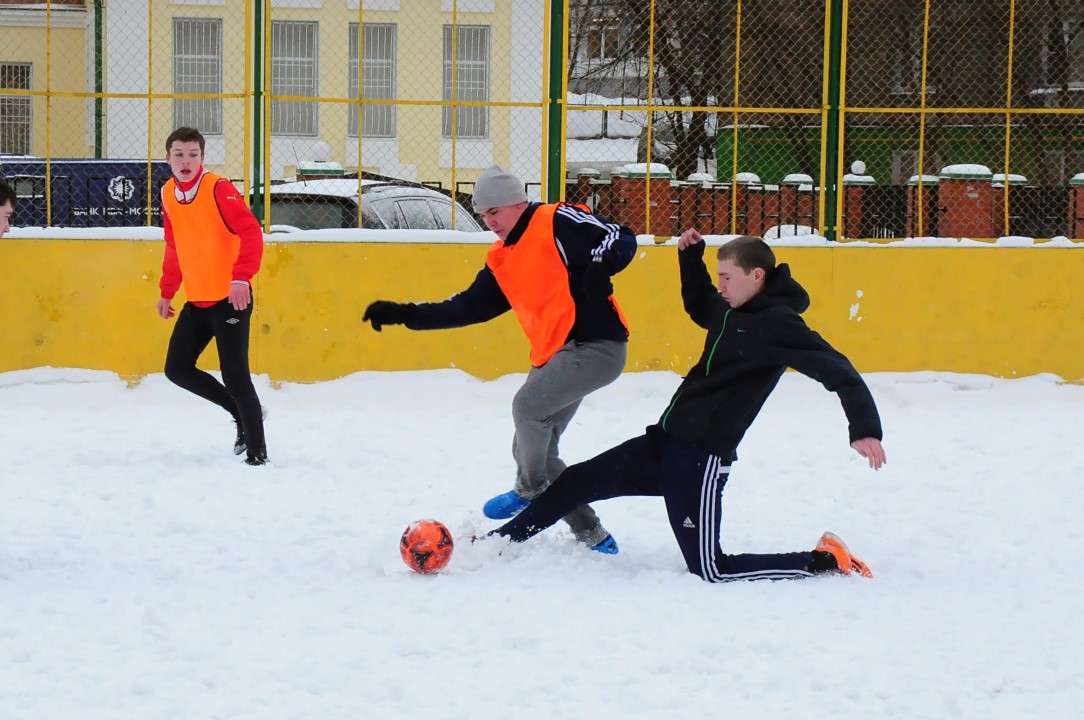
top-left (472, 165), bottom-right (527, 211)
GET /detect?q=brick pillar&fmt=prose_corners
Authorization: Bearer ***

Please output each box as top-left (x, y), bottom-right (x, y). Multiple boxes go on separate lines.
top-left (1071, 174), bottom-right (1084, 240)
top-left (842, 173), bottom-right (875, 239)
top-left (937, 165), bottom-right (994, 239)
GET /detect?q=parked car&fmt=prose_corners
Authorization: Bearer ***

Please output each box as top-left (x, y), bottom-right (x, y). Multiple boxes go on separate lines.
top-left (255, 178), bottom-right (483, 232)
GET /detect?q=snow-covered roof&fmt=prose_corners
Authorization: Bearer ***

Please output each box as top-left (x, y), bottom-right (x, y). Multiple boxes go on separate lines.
top-left (262, 178), bottom-right (385, 201)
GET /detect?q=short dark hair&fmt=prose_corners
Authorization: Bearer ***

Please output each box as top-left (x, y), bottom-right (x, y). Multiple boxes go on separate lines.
top-left (0, 180), bottom-right (16, 209)
top-left (717, 235), bottom-right (776, 274)
top-left (165, 127), bottom-right (205, 154)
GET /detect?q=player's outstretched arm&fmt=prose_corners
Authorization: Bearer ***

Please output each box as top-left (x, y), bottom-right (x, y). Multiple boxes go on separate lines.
top-left (851, 437), bottom-right (886, 470)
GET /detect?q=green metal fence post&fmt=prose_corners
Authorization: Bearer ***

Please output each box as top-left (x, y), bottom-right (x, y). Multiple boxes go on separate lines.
top-left (823, 0), bottom-right (844, 242)
top-left (251, 0), bottom-right (265, 222)
top-left (93, 0), bottom-right (103, 158)
top-left (545, 0), bottom-right (566, 202)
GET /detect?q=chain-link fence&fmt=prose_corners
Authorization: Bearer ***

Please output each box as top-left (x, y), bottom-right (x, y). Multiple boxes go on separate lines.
top-left (0, 0), bottom-right (549, 232)
top-left (1, 1), bottom-right (1082, 239)
top-left (567, 0), bottom-right (1084, 240)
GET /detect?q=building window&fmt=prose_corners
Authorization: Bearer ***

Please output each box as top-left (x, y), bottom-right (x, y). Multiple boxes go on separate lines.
top-left (349, 23), bottom-right (396, 138)
top-left (1040, 12), bottom-right (1084, 88)
top-left (0, 63), bottom-right (31, 155)
top-left (173, 18), bottom-right (223, 135)
top-left (892, 6), bottom-right (936, 95)
top-left (1073, 16), bottom-right (1084, 84)
top-left (586, 24), bottom-right (621, 60)
top-left (272, 20), bottom-right (318, 136)
top-left (892, 149), bottom-right (943, 186)
top-left (442, 25), bottom-right (489, 139)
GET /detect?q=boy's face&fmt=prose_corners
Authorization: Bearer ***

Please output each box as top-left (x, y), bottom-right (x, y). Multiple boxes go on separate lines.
top-left (0, 200), bottom-right (12, 237)
top-left (716, 258), bottom-right (765, 308)
top-left (166, 140), bottom-right (203, 182)
top-left (479, 202), bottom-right (528, 240)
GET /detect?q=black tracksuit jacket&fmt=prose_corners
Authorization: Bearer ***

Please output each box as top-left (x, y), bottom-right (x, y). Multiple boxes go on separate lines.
top-left (402, 202), bottom-right (635, 345)
top-left (656, 242), bottom-right (882, 459)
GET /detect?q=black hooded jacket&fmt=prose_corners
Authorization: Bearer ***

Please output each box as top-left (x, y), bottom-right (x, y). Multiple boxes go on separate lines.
top-left (655, 242), bottom-right (882, 459)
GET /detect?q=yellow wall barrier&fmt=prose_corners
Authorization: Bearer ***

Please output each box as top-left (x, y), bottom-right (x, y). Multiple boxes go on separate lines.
top-left (1, 239), bottom-right (1082, 383)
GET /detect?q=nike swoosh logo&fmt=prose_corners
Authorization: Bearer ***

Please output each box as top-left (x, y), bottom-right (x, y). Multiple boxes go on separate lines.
top-left (736, 328), bottom-right (746, 333)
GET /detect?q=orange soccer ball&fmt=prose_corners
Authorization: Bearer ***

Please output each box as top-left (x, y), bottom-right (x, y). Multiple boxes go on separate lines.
top-left (400, 520), bottom-right (454, 574)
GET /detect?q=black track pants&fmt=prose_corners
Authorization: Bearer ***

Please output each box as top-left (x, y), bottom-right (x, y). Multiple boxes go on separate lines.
top-left (164, 298), bottom-right (265, 455)
top-left (497, 427), bottom-right (815, 582)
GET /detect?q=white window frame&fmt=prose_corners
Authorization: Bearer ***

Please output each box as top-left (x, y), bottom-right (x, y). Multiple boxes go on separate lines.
top-left (172, 18), bottom-right (223, 135)
top-left (348, 23), bottom-right (397, 138)
top-left (442, 25), bottom-right (490, 139)
top-left (586, 24), bottom-right (621, 61)
top-left (271, 20), bottom-right (319, 137)
top-left (0, 62), bottom-right (32, 155)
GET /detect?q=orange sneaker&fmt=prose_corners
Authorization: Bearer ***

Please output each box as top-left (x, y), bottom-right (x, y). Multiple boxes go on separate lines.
top-left (815, 532), bottom-right (873, 578)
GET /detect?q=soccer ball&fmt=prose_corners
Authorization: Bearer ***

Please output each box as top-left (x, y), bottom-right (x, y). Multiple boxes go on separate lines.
top-left (400, 519), bottom-right (454, 574)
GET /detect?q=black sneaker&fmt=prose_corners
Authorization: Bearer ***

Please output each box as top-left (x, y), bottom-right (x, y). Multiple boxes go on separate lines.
top-left (233, 421), bottom-right (246, 456)
top-left (244, 451), bottom-right (268, 466)
top-left (233, 406), bottom-right (268, 456)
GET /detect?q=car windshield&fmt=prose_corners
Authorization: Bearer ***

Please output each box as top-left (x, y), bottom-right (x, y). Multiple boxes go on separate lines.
top-left (260, 180), bottom-right (483, 232)
top-left (266, 197), bottom-right (349, 230)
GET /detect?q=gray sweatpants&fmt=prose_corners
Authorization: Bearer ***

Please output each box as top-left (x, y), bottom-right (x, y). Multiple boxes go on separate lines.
top-left (510, 338), bottom-right (627, 546)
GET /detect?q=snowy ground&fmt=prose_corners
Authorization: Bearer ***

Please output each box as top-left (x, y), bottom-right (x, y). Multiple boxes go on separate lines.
top-left (2, 367), bottom-right (1082, 719)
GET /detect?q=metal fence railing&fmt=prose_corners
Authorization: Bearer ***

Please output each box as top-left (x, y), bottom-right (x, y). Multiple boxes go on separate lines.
top-left (0, 1), bottom-right (1082, 240)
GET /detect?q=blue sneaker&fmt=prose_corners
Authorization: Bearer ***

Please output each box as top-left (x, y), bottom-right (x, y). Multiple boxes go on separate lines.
top-left (590, 535), bottom-right (619, 555)
top-left (483, 490), bottom-right (530, 519)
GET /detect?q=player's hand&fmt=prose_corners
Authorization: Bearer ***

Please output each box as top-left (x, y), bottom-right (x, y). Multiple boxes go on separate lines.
top-left (363, 300), bottom-right (415, 332)
top-left (851, 437), bottom-right (886, 470)
top-left (228, 282), bottom-right (252, 311)
top-left (156, 297), bottom-right (175, 319)
top-left (677, 228), bottom-right (704, 250)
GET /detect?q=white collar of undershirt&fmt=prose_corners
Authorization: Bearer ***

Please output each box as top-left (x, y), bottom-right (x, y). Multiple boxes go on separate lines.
top-left (172, 169), bottom-right (209, 204)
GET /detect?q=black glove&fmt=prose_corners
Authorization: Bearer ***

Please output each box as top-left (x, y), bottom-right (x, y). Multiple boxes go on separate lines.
top-left (582, 261), bottom-right (614, 299)
top-left (363, 301), bottom-right (415, 331)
